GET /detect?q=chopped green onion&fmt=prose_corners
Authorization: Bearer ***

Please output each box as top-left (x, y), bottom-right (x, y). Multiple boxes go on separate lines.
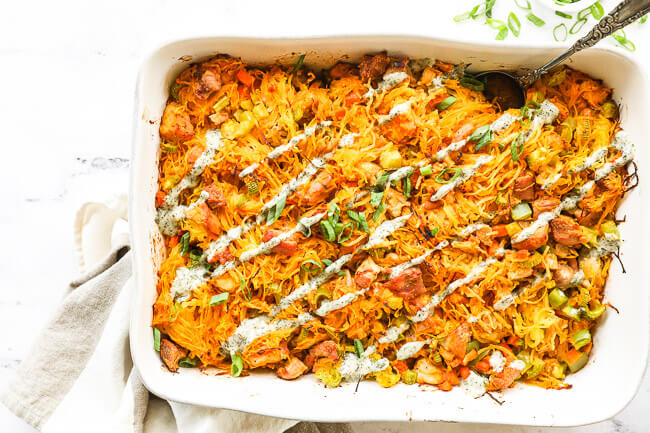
top-left (514, 0), bottom-right (532, 10)
top-left (526, 13), bottom-right (545, 27)
top-left (611, 30), bottom-right (636, 52)
top-left (320, 220), bottom-right (336, 242)
top-left (322, 259), bottom-right (346, 276)
top-left (510, 132), bottom-right (525, 161)
top-left (577, 6), bottom-right (592, 20)
top-left (240, 277), bottom-right (251, 301)
top-left (553, 23), bottom-right (568, 42)
top-left (354, 339), bottom-right (364, 357)
top-left (459, 76), bottom-right (485, 91)
top-left (475, 129), bottom-right (493, 151)
top-left (170, 82), bottom-right (180, 102)
top-left (590, 1), bottom-right (604, 19)
top-left (600, 221), bottom-right (620, 240)
top-left (436, 96), bottom-right (457, 111)
top-left (486, 17), bottom-right (506, 30)
top-left (435, 167), bottom-right (462, 184)
top-left (511, 202), bottom-right (532, 221)
top-left (372, 202), bottom-right (386, 222)
top-left (337, 222), bottom-right (354, 243)
top-left (375, 171), bottom-right (391, 188)
top-left (350, 210), bottom-right (371, 233)
top-left (562, 305), bottom-right (582, 320)
top-left (301, 259), bottom-right (323, 273)
top-left (209, 292), bottom-right (229, 306)
top-left (231, 354), bottom-right (243, 377)
top-left (180, 232), bottom-right (190, 256)
top-left (555, 10), bottom-right (572, 19)
top-left (508, 13), bottom-right (521, 37)
top-left (189, 248), bottom-right (202, 262)
top-left (328, 202), bottom-right (340, 226)
top-left (178, 357), bottom-right (198, 368)
top-left (162, 144), bottom-right (178, 153)
top-left (570, 329), bottom-right (591, 350)
top-left (420, 164), bottom-right (433, 176)
top-left (266, 193), bottom-right (286, 225)
top-left (640, 14), bottom-right (648, 24)
top-left (292, 54), bottom-right (306, 74)
top-left (495, 27), bottom-right (509, 41)
top-left (468, 124), bottom-right (489, 141)
top-left (153, 327), bottom-right (161, 351)
top-left (570, 18), bottom-right (587, 34)
top-left (466, 340), bottom-right (480, 353)
top-left (370, 190), bottom-right (384, 207)
top-left (582, 303), bottom-right (606, 320)
top-left (403, 176), bottom-right (412, 198)
top-left (549, 288), bottom-right (568, 308)
top-left (485, 0), bottom-right (496, 18)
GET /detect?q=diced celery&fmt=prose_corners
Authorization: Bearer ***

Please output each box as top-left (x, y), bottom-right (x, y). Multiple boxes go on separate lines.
top-left (549, 288), bottom-right (568, 308)
top-left (511, 202), bottom-right (532, 221)
top-left (570, 329), bottom-right (591, 350)
top-left (600, 221), bottom-right (620, 241)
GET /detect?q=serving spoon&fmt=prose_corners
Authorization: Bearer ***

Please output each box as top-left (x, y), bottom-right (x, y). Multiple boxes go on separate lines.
top-left (476, 0), bottom-right (650, 109)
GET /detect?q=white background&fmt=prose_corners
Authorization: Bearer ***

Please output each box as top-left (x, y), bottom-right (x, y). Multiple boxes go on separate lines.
top-left (1, 0), bottom-right (648, 432)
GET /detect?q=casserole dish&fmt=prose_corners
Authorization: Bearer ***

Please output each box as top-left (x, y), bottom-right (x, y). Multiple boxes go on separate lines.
top-left (129, 35), bottom-right (649, 426)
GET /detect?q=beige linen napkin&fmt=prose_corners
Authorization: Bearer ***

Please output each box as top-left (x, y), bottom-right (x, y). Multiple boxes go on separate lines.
top-left (0, 196), bottom-right (353, 433)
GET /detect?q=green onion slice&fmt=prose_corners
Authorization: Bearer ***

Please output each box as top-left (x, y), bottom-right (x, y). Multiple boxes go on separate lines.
top-left (370, 190), bottom-right (384, 208)
top-left (320, 220), bottom-right (336, 242)
top-left (337, 222), bottom-right (354, 243)
top-left (353, 339), bottom-right (364, 358)
top-left (514, 0), bottom-right (532, 10)
top-left (435, 167), bottom-right (462, 184)
top-left (495, 27), bottom-right (509, 41)
top-left (570, 18), bottom-right (587, 34)
top-left (570, 329), bottom-right (592, 350)
top-left (475, 129), bottom-right (493, 151)
top-left (347, 210), bottom-right (371, 233)
top-left (153, 327), bottom-right (161, 351)
top-left (510, 132), bottom-right (525, 161)
top-left (240, 276), bottom-right (251, 301)
top-left (180, 232), bottom-right (190, 256)
top-left (640, 14), bottom-right (648, 24)
top-left (322, 258), bottom-right (346, 276)
top-left (178, 357), bottom-right (198, 368)
top-left (555, 10), bottom-right (572, 19)
top-left (526, 13), bottom-right (545, 27)
top-left (266, 193), bottom-right (287, 225)
top-left (301, 259), bottom-right (323, 273)
top-left (231, 354), bottom-right (244, 377)
top-left (403, 176), bottom-right (412, 198)
top-left (508, 12), bottom-right (521, 37)
top-left (292, 54), bottom-right (306, 74)
top-left (375, 171), bottom-right (391, 188)
top-left (209, 292), bottom-right (229, 306)
top-left (553, 23), bottom-right (568, 42)
top-left (328, 202), bottom-right (340, 226)
top-left (590, 1), bottom-right (604, 19)
top-left (469, 125), bottom-right (490, 141)
top-left (436, 96), bottom-right (457, 111)
top-left (486, 18), bottom-right (506, 30)
top-left (420, 164), bottom-right (433, 176)
top-left (372, 202), bottom-right (386, 222)
top-left (459, 76), bottom-right (485, 91)
top-left (611, 30), bottom-right (636, 52)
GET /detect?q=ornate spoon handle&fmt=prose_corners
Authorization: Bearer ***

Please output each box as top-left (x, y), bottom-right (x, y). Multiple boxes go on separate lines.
top-left (518, 0), bottom-right (650, 87)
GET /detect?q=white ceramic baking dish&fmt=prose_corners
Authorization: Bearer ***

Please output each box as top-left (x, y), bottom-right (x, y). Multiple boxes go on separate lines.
top-left (129, 35), bottom-right (649, 426)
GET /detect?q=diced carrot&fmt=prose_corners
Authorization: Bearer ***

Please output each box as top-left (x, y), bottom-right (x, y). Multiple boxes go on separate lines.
top-left (491, 224), bottom-right (508, 238)
top-left (438, 381), bottom-right (453, 392)
top-left (475, 358), bottom-right (490, 373)
top-left (446, 371), bottom-right (460, 386)
top-left (345, 91), bottom-right (361, 107)
top-left (460, 366), bottom-right (470, 380)
top-left (236, 69), bottom-right (255, 87)
top-left (507, 335), bottom-right (520, 346)
top-left (334, 108), bottom-right (346, 120)
top-left (168, 235), bottom-right (179, 248)
top-left (155, 190), bottom-right (166, 207)
top-left (237, 84), bottom-right (250, 99)
top-left (393, 360), bottom-right (408, 373)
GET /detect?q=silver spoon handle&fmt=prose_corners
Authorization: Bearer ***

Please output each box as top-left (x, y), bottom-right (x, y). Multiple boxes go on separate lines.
top-left (519, 0), bottom-right (650, 87)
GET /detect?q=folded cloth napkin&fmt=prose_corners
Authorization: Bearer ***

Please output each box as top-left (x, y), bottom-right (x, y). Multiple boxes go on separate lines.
top-left (0, 196), bottom-right (354, 433)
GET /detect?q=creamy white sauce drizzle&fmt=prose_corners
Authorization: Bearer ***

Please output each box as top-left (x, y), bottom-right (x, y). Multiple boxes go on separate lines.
top-left (169, 265), bottom-right (210, 302)
top-left (430, 155), bottom-right (493, 202)
top-left (239, 121), bottom-right (333, 179)
top-left (395, 340), bottom-right (430, 360)
top-left (378, 100), bottom-right (412, 125)
top-left (490, 113), bottom-right (518, 132)
top-left (493, 273), bottom-right (545, 311)
top-left (363, 71), bottom-right (409, 99)
top-left (315, 288), bottom-right (369, 317)
top-left (513, 131), bottom-right (634, 244)
top-left (585, 236), bottom-right (621, 258)
top-left (461, 370), bottom-right (488, 398)
top-left (156, 130), bottom-right (225, 235)
top-left (489, 350), bottom-right (506, 373)
top-left (338, 346), bottom-right (390, 382)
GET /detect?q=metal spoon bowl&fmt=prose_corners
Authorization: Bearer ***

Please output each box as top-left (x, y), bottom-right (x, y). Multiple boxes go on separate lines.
top-left (475, 0), bottom-right (650, 110)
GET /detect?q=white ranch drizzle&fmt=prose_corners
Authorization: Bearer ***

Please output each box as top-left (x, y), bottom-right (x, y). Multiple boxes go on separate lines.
top-left (219, 214), bottom-right (412, 357)
top-left (239, 121), bottom-right (332, 178)
top-left (542, 143), bottom-right (609, 191)
top-left (488, 350), bottom-right (506, 373)
top-left (513, 131), bottom-right (634, 245)
top-left (584, 236), bottom-right (621, 258)
top-left (315, 288), bottom-right (369, 317)
top-left (170, 265), bottom-right (211, 302)
top-left (429, 155), bottom-right (493, 202)
top-left (201, 133), bottom-right (357, 263)
top-left (363, 71), bottom-right (409, 99)
top-left (493, 273), bottom-right (544, 311)
top-left (396, 339), bottom-right (430, 360)
top-left (156, 130), bottom-right (225, 235)
top-left (461, 370), bottom-right (488, 398)
top-left (338, 346), bottom-right (389, 382)
top-left (378, 100), bottom-right (412, 125)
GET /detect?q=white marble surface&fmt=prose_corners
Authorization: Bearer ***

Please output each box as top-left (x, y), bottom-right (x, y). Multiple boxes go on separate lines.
top-left (1, 0), bottom-right (648, 431)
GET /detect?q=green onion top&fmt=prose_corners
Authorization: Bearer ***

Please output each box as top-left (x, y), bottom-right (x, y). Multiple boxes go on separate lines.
top-left (209, 292), bottom-right (229, 306)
